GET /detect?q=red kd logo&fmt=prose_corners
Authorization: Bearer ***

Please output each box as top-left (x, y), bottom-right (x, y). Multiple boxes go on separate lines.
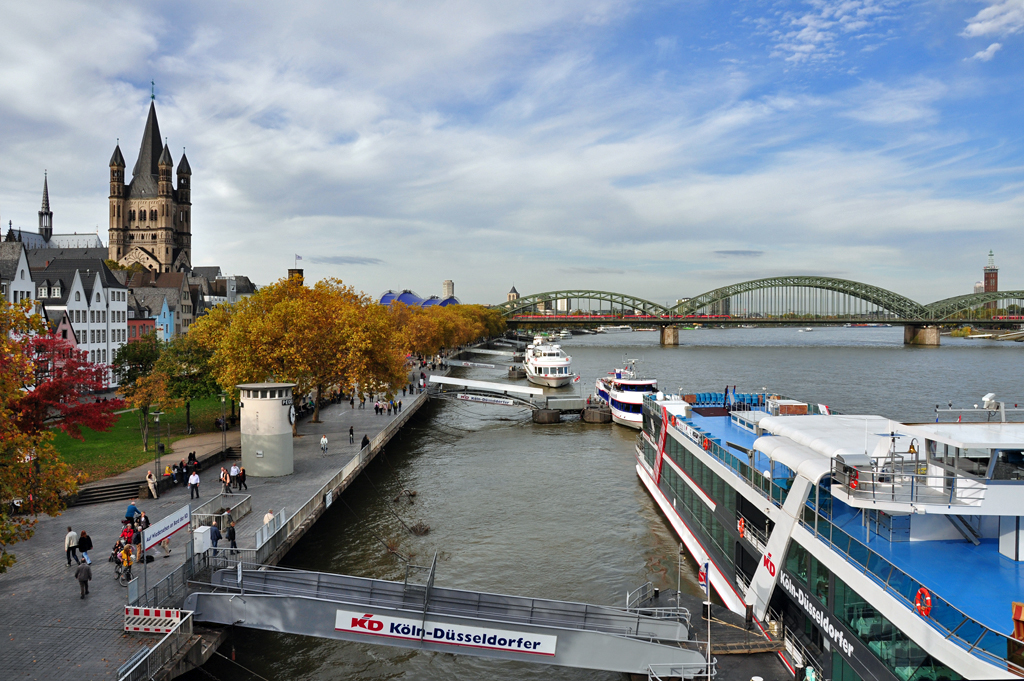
top-left (763, 552), bottom-right (776, 577)
top-left (351, 614), bottom-right (384, 631)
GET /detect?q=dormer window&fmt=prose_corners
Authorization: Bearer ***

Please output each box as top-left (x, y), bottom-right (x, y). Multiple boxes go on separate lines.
top-left (38, 287), bottom-right (47, 298)
top-left (53, 286), bottom-right (60, 297)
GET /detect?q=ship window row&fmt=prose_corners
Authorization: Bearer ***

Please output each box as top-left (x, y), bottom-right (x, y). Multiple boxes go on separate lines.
top-left (834, 578), bottom-right (962, 681)
top-left (616, 383), bottom-right (655, 392)
top-left (610, 398), bottom-right (642, 414)
top-left (661, 464), bottom-right (734, 570)
top-left (542, 366), bottom-right (571, 374)
top-left (784, 540), bottom-right (830, 606)
top-left (665, 435), bottom-right (737, 518)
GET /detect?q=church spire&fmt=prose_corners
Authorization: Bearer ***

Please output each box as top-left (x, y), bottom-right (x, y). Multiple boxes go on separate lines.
top-left (129, 101), bottom-right (163, 197)
top-left (39, 171), bottom-right (53, 241)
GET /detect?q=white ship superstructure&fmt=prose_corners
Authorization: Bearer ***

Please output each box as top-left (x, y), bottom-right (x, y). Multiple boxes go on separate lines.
top-left (523, 337), bottom-right (574, 387)
top-left (595, 359), bottom-right (657, 428)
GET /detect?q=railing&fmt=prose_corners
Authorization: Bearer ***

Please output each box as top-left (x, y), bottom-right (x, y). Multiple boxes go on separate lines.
top-left (190, 493), bottom-right (251, 530)
top-left (804, 515), bottom-right (1024, 677)
top-left (781, 621), bottom-right (826, 679)
top-left (648, 661), bottom-right (716, 680)
top-left (118, 612), bottom-right (194, 681)
top-left (833, 460), bottom-right (986, 506)
top-left (131, 544), bottom-right (212, 609)
top-left (736, 512), bottom-right (769, 554)
top-left (626, 582), bottom-right (653, 609)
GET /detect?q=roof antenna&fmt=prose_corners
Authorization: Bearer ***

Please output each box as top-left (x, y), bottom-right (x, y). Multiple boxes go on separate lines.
top-left (151, 81), bottom-right (155, 102)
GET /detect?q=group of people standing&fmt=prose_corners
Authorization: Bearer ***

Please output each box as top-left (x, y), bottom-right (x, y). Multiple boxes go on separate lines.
top-left (218, 463), bottom-right (247, 494)
top-left (373, 399), bottom-right (402, 416)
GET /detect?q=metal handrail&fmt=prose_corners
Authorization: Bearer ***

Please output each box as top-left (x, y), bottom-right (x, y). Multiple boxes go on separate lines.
top-left (118, 612), bottom-right (194, 681)
top-left (648, 659), bottom-right (716, 680)
top-left (832, 460), bottom-right (986, 506)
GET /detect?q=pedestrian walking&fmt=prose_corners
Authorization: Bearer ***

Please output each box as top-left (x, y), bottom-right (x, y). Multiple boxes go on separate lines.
top-left (146, 470), bottom-right (158, 499)
top-left (402, 386), bottom-right (406, 397)
top-left (230, 463), bottom-right (240, 489)
top-left (189, 470), bottom-right (201, 499)
top-left (349, 426), bottom-right (354, 444)
top-left (320, 434), bottom-right (329, 456)
top-left (65, 527), bottom-right (80, 566)
top-left (124, 499), bottom-right (140, 521)
top-left (227, 521), bottom-right (237, 555)
top-left (74, 561), bottom-right (92, 598)
top-left (350, 397), bottom-right (355, 409)
top-left (209, 521), bottom-right (222, 557)
top-left (398, 400), bottom-right (402, 413)
top-left (263, 509), bottom-right (274, 525)
top-left (238, 467), bottom-right (247, 490)
top-left (361, 434), bottom-right (370, 450)
top-left (77, 531), bottom-right (93, 565)
top-left (220, 467), bottom-right (232, 494)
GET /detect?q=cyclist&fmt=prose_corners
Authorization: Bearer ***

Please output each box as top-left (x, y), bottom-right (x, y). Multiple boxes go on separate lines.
top-left (320, 434), bottom-right (328, 456)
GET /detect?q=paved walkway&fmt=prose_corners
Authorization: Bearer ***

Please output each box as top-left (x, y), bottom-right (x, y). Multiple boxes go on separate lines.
top-left (0, 379), bottom-right (434, 680)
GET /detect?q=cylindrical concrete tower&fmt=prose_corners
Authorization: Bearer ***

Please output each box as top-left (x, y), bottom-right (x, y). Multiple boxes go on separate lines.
top-left (238, 382), bottom-right (296, 477)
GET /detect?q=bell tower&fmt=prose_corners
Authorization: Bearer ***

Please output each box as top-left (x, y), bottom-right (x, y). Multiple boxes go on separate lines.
top-left (108, 143), bottom-right (126, 261)
top-left (38, 172), bottom-right (53, 242)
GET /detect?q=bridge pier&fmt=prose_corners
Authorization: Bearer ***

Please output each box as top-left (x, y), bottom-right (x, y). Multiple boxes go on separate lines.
top-left (660, 326), bottom-right (679, 346)
top-left (904, 324), bottom-right (940, 346)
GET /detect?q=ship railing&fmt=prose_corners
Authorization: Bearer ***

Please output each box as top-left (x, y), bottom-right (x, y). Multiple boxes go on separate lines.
top-left (803, 515), bottom-right (1024, 677)
top-left (648, 660), bottom-right (716, 680)
top-left (831, 460), bottom-right (986, 506)
top-left (735, 512), bottom-right (769, 554)
top-left (626, 582), bottom-right (653, 609)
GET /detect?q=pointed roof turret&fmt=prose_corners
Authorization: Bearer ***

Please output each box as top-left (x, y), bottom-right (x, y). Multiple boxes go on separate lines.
top-left (177, 151), bottom-right (191, 175)
top-left (128, 101), bottom-right (163, 198)
top-left (158, 142), bottom-right (173, 167)
top-left (41, 172), bottom-right (50, 212)
top-left (109, 143), bottom-right (125, 168)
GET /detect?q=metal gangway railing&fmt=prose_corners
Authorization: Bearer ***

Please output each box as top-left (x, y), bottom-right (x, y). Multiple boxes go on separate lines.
top-left (183, 559), bottom-right (714, 677)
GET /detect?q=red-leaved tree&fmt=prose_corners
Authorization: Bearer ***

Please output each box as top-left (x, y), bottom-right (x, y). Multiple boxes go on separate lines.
top-left (13, 334), bottom-right (123, 439)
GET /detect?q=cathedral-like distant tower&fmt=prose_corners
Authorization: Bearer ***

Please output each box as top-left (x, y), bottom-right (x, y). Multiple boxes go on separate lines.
top-left (108, 101), bottom-right (192, 272)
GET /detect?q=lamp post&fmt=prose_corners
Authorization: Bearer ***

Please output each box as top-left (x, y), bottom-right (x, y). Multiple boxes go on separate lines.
top-left (220, 393), bottom-right (227, 454)
top-left (152, 410), bottom-right (164, 475)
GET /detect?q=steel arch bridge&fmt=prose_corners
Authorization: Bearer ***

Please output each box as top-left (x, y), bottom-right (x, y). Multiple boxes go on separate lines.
top-left (925, 291), bottom-right (1024, 321)
top-left (497, 289), bottom-right (669, 317)
top-left (670, 276), bottom-right (928, 318)
top-left (497, 279), bottom-right (1024, 326)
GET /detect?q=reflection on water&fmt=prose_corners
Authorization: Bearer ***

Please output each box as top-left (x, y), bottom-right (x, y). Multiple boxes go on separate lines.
top-left (188, 329), bottom-right (1023, 680)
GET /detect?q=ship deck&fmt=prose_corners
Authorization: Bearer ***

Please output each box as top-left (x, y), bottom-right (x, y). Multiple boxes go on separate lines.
top-left (680, 410), bottom-right (1024, 638)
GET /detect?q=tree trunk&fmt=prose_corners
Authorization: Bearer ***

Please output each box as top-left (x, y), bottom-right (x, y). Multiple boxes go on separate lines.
top-left (138, 408), bottom-right (150, 451)
top-left (185, 401), bottom-right (191, 433)
top-left (312, 384), bottom-right (322, 423)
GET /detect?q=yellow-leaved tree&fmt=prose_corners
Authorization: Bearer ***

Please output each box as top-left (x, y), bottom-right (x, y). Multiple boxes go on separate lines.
top-left (191, 277), bottom-right (407, 432)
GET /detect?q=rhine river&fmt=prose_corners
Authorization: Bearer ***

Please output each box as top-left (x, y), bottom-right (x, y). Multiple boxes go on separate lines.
top-left (190, 328), bottom-right (1024, 681)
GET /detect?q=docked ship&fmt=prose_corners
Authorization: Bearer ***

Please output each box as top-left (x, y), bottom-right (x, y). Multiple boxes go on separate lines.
top-left (637, 389), bottom-right (1024, 681)
top-left (596, 325), bottom-right (633, 333)
top-left (595, 359), bottom-right (657, 428)
top-left (523, 337), bottom-right (575, 387)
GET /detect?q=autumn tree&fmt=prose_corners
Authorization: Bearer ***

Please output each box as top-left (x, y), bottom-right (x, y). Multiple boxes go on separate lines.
top-left (112, 331), bottom-right (164, 450)
top-left (155, 334), bottom-right (219, 433)
top-left (0, 300), bottom-right (80, 572)
top-left (190, 277), bottom-right (407, 433)
top-left (12, 334), bottom-right (122, 439)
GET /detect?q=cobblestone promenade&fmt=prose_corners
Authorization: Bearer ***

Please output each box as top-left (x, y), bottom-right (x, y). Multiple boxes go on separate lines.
top-left (0, 387), bottom-right (430, 680)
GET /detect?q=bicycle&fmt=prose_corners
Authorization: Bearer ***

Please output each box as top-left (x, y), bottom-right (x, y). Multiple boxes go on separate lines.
top-left (118, 561), bottom-right (134, 586)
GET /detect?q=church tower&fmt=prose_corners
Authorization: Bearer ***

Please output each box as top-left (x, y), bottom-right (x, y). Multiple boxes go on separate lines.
top-left (38, 172), bottom-right (53, 242)
top-left (108, 100), bottom-right (193, 272)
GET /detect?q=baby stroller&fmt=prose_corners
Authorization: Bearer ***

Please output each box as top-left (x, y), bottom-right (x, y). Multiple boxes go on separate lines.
top-left (108, 538), bottom-right (126, 563)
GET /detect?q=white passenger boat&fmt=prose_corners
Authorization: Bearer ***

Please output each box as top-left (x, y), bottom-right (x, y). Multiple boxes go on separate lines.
top-left (638, 388), bottom-right (1024, 681)
top-left (594, 359), bottom-right (657, 428)
top-left (596, 325), bottom-right (633, 334)
top-left (559, 329), bottom-right (573, 340)
top-left (523, 337), bottom-right (574, 387)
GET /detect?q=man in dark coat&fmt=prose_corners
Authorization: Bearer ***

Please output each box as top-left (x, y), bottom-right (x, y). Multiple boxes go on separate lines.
top-left (210, 521), bottom-right (222, 557)
top-left (227, 521), bottom-right (237, 555)
top-left (74, 561), bottom-right (92, 598)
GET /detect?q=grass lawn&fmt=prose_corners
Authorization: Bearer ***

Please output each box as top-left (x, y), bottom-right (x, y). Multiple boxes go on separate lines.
top-left (54, 396), bottom-right (234, 482)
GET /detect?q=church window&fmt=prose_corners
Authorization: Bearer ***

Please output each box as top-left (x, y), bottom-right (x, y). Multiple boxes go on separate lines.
top-left (117, 205), bottom-right (121, 218)
top-left (75, 292), bottom-right (80, 301)
top-left (96, 293), bottom-right (101, 303)
top-left (152, 234), bottom-right (157, 240)
top-left (20, 270), bottom-right (25, 280)
top-left (150, 210), bottom-right (157, 221)
top-left (139, 210), bottom-right (145, 222)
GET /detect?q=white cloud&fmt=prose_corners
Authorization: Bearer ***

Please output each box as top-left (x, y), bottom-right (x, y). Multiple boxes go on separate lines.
top-left (967, 42), bottom-right (1003, 61)
top-left (766, 1), bottom-right (902, 64)
top-left (962, 1), bottom-right (1024, 38)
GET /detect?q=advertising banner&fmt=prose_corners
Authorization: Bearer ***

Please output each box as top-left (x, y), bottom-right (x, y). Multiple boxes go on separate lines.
top-left (143, 504), bottom-right (191, 551)
top-left (334, 609), bottom-right (557, 656)
top-left (456, 394), bottom-right (516, 407)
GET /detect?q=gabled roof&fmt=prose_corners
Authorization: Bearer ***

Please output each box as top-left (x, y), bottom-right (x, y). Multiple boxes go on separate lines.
top-left (0, 242), bottom-right (26, 281)
top-left (127, 270), bottom-right (187, 291)
top-left (110, 143), bottom-right (125, 168)
top-left (192, 266), bottom-right (221, 282)
top-left (177, 152), bottom-right (191, 175)
top-left (234, 276), bottom-right (256, 295)
top-left (158, 143), bottom-right (173, 167)
top-left (37, 259), bottom-right (125, 307)
top-left (509, 285), bottom-right (519, 295)
top-left (127, 102), bottom-right (163, 199)
top-left (26, 247), bottom-right (109, 269)
top-left (130, 287), bottom-right (177, 313)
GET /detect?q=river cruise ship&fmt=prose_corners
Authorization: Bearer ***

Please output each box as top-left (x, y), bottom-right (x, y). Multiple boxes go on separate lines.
top-left (637, 389), bottom-right (1024, 681)
top-left (596, 324), bottom-right (633, 333)
top-left (595, 359), bottom-right (657, 428)
top-left (523, 337), bottom-right (574, 387)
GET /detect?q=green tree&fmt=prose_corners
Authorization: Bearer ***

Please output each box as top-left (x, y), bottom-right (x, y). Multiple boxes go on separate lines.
top-left (112, 332), bottom-right (163, 450)
top-left (155, 334), bottom-right (219, 433)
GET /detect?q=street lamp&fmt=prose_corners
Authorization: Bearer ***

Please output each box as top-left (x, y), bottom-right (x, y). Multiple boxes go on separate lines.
top-left (219, 393), bottom-right (227, 454)
top-left (152, 410), bottom-right (165, 476)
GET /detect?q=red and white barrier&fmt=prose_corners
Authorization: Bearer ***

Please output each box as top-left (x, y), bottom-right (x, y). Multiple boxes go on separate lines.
top-left (124, 606), bottom-right (182, 634)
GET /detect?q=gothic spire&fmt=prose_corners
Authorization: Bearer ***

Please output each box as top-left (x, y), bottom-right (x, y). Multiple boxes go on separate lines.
top-left (109, 141), bottom-right (125, 168)
top-left (159, 142), bottom-right (173, 166)
top-left (41, 171), bottom-right (50, 212)
top-left (129, 101), bottom-right (163, 197)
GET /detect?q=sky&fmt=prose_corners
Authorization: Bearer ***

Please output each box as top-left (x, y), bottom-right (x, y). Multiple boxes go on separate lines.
top-left (0, 0), bottom-right (1021, 306)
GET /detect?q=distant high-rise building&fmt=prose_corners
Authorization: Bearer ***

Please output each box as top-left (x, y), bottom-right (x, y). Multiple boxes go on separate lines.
top-left (442, 279), bottom-right (454, 298)
top-left (974, 281), bottom-right (985, 294)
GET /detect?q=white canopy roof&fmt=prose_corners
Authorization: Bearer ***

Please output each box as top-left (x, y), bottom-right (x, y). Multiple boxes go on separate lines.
top-left (759, 414), bottom-right (895, 460)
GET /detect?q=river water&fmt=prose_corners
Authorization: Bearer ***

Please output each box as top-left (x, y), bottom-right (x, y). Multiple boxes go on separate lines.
top-left (191, 328), bottom-right (1024, 681)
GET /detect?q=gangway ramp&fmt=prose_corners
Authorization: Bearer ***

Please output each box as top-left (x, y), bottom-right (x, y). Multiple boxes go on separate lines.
top-left (466, 348), bottom-right (518, 357)
top-left (184, 565), bottom-right (711, 676)
top-left (429, 375), bottom-right (542, 396)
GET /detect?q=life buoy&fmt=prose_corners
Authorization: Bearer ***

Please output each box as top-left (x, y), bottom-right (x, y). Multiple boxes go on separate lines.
top-left (849, 469), bottom-right (859, 490)
top-left (738, 518), bottom-right (746, 538)
top-left (915, 587), bottom-right (932, 617)
top-left (702, 438), bottom-right (711, 451)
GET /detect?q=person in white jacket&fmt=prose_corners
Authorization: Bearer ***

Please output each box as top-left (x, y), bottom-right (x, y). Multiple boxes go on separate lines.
top-left (64, 527), bottom-right (80, 566)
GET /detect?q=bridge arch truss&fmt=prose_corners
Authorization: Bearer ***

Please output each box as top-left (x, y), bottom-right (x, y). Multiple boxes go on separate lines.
top-left (498, 290), bottom-right (669, 317)
top-left (924, 291), bottom-right (1024, 321)
top-left (671, 276), bottom-right (929, 320)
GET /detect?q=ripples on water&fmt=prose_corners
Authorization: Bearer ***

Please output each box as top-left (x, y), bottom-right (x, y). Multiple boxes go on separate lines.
top-left (192, 328), bottom-right (1024, 680)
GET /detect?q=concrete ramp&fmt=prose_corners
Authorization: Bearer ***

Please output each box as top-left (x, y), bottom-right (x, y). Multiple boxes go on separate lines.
top-left (184, 567), bottom-right (710, 676)
top-left (429, 375), bottom-right (543, 396)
